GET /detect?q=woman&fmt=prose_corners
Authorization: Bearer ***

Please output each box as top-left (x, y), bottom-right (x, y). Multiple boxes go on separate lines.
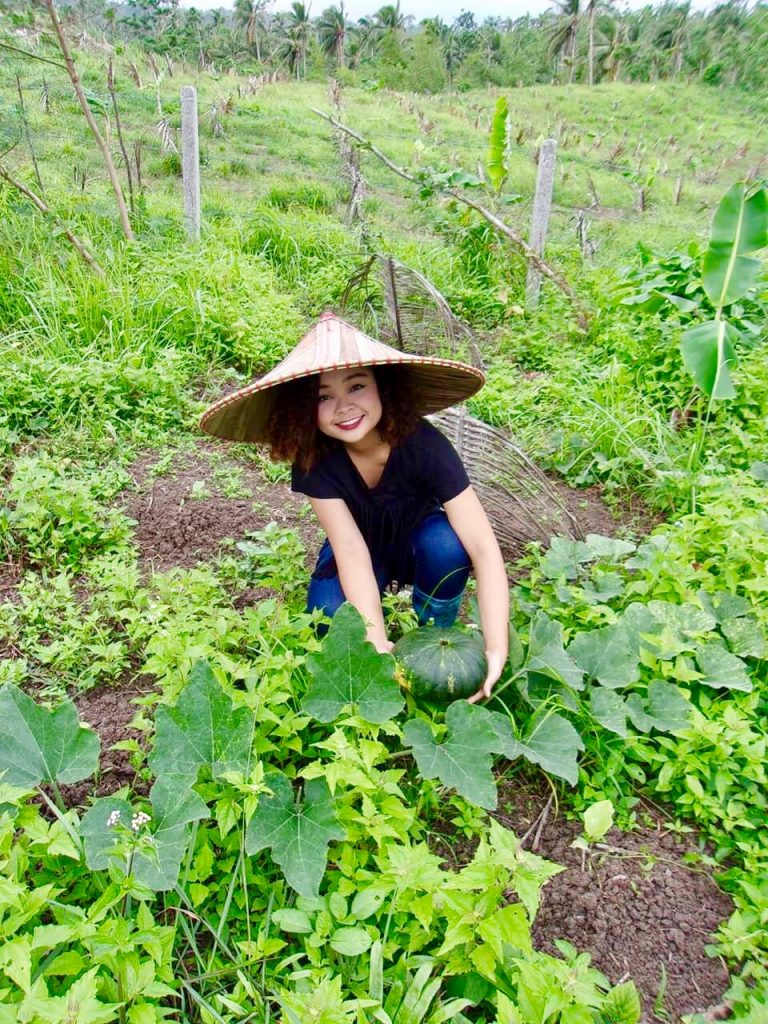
top-left (201, 312), bottom-right (509, 702)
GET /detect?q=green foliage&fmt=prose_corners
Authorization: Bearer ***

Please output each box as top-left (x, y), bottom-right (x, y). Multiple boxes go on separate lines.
top-left (0, 455), bottom-right (134, 571)
top-left (485, 96), bottom-right (509, 193)
top-left (245, 773), bottom-right (344, 898)
top-left (0, 685), bottom-right (100, 787)
top-left (304, 603), bottom-right (404, 724)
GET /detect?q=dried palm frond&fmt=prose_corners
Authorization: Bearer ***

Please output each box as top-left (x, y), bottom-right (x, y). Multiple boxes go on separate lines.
top-left (430, 406), bottom-right (581, 556)
top-left (38, 77), bottom-right (51, 115)
top-left (341, 253), bottom-right (482, 369)
top-left (154, 116), bottom-right (177, 154)
top-left (207, 103), bottom-right (225, 138)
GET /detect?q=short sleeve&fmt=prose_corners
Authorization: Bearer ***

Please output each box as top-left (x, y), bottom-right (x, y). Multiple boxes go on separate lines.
top-left (291, 460), bottom-right (341, 499)
top-left (419, 421), bottom-right (471, 504)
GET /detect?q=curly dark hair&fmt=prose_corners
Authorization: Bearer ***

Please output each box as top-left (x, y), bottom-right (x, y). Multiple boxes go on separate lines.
top-left (264, 365), bottom-right (422, 472)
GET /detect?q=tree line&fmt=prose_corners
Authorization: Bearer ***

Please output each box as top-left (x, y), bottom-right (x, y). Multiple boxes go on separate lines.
top-left (8, 0), bottom-right (768, 92)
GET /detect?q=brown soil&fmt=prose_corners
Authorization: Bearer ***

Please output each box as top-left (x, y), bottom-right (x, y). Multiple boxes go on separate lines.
top-left (121, 440), bottom-right (321, 572)
top-left (494, 781), bottom-right (732, 1023)
top-left (60, 680), bottom-right (155, 806)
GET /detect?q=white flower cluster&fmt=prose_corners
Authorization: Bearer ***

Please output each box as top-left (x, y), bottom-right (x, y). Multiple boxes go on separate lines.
top-left (107, 810), bottom-right (121, 827)
top-left (131, 811), bottom-right (152, 832)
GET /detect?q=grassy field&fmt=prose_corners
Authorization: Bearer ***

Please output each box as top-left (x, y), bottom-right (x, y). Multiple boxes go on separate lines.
top-left (1, 33), bottom-right (767, 1024)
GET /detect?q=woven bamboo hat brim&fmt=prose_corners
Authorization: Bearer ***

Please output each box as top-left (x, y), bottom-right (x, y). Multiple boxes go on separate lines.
top-left (200, 312), bottom-right (485, 443)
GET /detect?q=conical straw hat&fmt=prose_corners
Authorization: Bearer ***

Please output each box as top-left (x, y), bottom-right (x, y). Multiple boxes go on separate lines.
top-left (200, 312), bottom-right (485, 443)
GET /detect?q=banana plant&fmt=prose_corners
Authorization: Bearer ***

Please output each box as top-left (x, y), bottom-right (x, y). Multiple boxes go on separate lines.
top-left (485, 96), bottom-right (509, 194)
top-left (680, 182), bottom-right (768, 399)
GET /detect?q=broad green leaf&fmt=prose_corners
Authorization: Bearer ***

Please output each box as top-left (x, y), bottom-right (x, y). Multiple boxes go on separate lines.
top-left (600, 980), bottom-right (642, 1024)
top-left (404, 702), bottom-right (500, 810)
top-left (149, 660), bottom-right (254, 783)
top-left (646, 680), bottom-right (692, 731)
top-left (526, 613), bottom-right (584, 690)
top-left (303, 603), bottom-right (403, 724)
top-left (625, 681), bottom-right (692, 733)
top-left (491, 711), bottom-right (584, 786)
top-left (721, 617), bottom-right (766, 658)
top-left (0, 685), bottom-right (99, 786)
top-left (646, 601), bottom-right (717, 637)
top-left (583, 800), bottom-right (614, 841)
top-left (350, 887), bottom-right (388, 920)
top-left (703, 184), bottom-right (768, 307)
top-left (583, 534), bottom-right (637, 560)
top-left (486, 96), bottom-right (509, 192)
top-left (569, 623), bottom-right (640, 689)
top-left (540, 538), bottom-right (588, 579)
top-left (582, 571), bottom-right (625, 604)
top-left (541, 535), bottom-right (635, 580)
top-left (245, 772), bottom-right (344, 898)
top-left (680, 320), bottom-right (739, 398)
top-left (695, 643), bottom-right (753, 692)
top-left (271, 909), bottom-right (314, 933)
top-left (698, 591), bottom-right (751, 623)
top-left (80, 779), bottom-right (208, 891)
top-left (329, 927), bottom-right (372, 955)
top-left (39, 968), bottom-right (119, 1024)
top-left (589, 687), bottom-right (627, 737)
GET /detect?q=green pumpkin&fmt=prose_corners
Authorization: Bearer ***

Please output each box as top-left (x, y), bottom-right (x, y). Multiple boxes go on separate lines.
top-left (393, 626), bottom-right (487, 703)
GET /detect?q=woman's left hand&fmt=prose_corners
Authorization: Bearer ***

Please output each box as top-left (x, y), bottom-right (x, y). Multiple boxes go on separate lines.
top-left (467, 650), bottom-right (506, 704)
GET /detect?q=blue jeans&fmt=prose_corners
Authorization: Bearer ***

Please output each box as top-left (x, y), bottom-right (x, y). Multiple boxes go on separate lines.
top-left (307, 512), bottom-right (471, 627)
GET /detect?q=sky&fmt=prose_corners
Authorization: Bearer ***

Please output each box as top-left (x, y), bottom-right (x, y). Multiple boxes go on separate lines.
top-left (179, 0), bottom-right (716, 23)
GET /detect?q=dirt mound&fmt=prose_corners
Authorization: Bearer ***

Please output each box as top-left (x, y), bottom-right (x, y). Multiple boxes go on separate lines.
top-left (122, 443), bottom-right (319, 572)
top-left (495, 783), bottom-right (731, 1022)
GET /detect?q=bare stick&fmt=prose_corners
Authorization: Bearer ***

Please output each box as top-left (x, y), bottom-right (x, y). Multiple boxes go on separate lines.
top-left (181, 86), bottom-right (201, 241)
top-left (526, 138), bottom-right (557, 307)
top-left (16, 74), bottom-right (45, 196)
top-left (312, 109), bottom-right (587, 328)
top-left (0, 163), bottom-right (105, 278)
top-left (0, 41), bottom-right (67, 70)
top-left (42, 0), bottom-right (134, 241)
top-left (107, 59), bottom-right (135, 215)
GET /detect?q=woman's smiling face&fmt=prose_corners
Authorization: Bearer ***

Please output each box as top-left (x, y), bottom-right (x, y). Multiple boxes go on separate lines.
top-left (316, 367), bottom-right (383, 444)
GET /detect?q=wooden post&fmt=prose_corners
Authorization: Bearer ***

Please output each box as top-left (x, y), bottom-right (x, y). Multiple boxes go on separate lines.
top-left (526, 138), bottom-right (557, 308)
top-left (180, 85), bottom-right (200, 241)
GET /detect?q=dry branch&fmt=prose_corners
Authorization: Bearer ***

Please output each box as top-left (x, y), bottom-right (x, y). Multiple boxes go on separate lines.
top-left (312, 108), bottom-right (589, 329)
top-left (0, 163), bottom-right (105, 278)
top-left (42, 0), bottom-right (134, 241)
top-left (16, 74), bottom-right (45, 196)
top-left (107, 59), bottom-right (135, 214)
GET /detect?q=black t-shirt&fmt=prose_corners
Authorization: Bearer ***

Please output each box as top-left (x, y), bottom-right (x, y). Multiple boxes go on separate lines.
top-left (291, 419), bottom-right (470, 581)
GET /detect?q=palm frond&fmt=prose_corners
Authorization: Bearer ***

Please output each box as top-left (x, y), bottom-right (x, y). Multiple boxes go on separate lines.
top-left (431, 406), bottom-right (581, 555)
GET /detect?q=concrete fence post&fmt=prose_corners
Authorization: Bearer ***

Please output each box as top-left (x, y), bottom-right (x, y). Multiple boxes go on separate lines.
top-left (526, 138), bottom-right (557, 307)
top-left (180, 85), bottom-right (200, 241)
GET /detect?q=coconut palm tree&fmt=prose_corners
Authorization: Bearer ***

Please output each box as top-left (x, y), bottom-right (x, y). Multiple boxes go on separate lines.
top-left (653, 2), bottom-right (691, 78)
top-left (585, 0), bottom-right (600, 84)
top-left (277, 2), bottom-right (312, 79)
top-left (234, 0), bottom-right (270, 61)
top-left (317, 3), bottom-right (348, 66)
top-left (374, 1), bottom-right (407, 44)
top-left (548, 0), bottom-right (580, 82)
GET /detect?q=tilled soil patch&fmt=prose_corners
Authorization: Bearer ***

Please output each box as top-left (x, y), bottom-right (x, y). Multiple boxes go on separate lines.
top-left (495, 782), bottom-right (732, 1022)
top-left (122, 442), bottom-right (319, 572)
top-left (60, 680), bottom-right (155, 805)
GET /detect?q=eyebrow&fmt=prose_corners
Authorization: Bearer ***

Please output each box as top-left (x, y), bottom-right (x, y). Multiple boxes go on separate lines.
top-left (318, 371), bottom-right (370, 390)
